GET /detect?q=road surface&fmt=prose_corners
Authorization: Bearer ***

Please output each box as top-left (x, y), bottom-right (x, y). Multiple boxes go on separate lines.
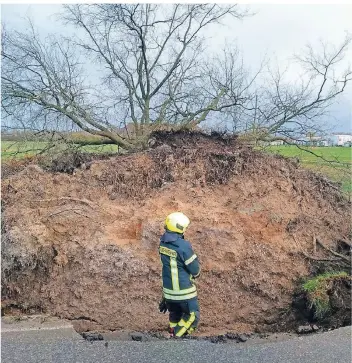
top-left (1, 322), bottom-right (351, 363)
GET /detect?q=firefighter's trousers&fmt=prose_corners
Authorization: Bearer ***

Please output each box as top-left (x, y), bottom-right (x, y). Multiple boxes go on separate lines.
top-left (166, 297), bottom-right (200, 337)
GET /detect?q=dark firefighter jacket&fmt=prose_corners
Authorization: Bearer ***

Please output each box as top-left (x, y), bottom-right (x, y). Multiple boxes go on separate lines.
top-left (159, 230), bottom-right (200, 301)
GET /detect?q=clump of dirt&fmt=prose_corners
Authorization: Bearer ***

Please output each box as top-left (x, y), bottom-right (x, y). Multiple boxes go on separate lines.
top-left (1, 150), bottom-right (116, 179)
top-left (292, 271), bottom-right (351, 329)
top-left (1, 131), bottom-right (351, 335)
top-left (1, 156), bottom-right (43, 180)
top-left (41, 150), bottom-right (109, 174)
top-left (326, 277), bottom-right (351, 327)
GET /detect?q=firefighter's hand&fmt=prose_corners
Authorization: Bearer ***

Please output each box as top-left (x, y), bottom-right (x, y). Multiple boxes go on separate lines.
top-left (159, 297), bottom-right (168, 313)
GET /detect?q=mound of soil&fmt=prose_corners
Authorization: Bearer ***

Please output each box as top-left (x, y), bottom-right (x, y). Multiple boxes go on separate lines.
top-left (1, 131), bottom-right (350, 334)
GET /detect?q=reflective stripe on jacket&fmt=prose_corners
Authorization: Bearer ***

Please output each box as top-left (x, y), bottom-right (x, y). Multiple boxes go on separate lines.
top-left (159, 230), bottom-right (200, 301)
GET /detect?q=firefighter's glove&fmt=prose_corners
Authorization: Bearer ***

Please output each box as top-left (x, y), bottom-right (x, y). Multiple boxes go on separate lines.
top-left (159, 297), bottom-right (168, 314)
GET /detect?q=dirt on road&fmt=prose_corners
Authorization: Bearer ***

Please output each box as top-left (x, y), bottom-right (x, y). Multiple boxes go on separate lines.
top-left (1, 131), bottom-right (351, 334)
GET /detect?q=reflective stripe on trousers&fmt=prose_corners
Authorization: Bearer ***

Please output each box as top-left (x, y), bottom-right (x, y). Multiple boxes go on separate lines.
top-left (175, 312), bottom-right (196, 337)
top-left (166, 298), bottom-right (200, 337)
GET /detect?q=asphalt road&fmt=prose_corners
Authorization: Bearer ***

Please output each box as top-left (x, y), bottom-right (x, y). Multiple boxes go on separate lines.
top-left (1, 326), bottom-right (351, 363)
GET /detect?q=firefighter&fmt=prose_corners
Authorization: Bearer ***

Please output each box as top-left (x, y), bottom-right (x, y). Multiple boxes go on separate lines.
top-left (158, 212), bottom-right (201, 338)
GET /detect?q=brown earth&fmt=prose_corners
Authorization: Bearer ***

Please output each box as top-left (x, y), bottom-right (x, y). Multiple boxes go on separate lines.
top-left (1, 131), bottom-right (351, 335)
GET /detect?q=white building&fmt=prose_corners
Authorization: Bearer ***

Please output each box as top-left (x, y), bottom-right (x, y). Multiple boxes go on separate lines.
top-left (332, 133), bottom-right (352, 146)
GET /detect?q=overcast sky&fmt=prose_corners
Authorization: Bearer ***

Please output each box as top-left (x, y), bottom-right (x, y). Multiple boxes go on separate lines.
top-left (1, 3), bottom-right (352, 132)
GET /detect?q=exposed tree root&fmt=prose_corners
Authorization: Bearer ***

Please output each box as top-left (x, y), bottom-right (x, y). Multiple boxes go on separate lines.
top-left (316, 238), bottom-right (350, 263)
top-left (291, 234), bottom-right (350, 265)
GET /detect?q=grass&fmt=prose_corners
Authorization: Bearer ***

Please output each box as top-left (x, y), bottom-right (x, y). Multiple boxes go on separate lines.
top-left (264, 145), bottom-right (352, 194)
top-left (265, 145), bottom-right (351, 163)
top-left (302, 271), bottom-right (349, 319)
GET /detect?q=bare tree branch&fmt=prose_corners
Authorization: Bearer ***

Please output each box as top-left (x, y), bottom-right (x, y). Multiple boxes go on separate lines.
top-left (2, 6), bottom-right (350, 153)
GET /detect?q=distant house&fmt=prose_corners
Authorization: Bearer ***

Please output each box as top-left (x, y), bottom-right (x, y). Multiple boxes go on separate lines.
top-left (269, 140), bottom-right (284, 146)
top-left (331, 133), bottom-right (352, 146)
top-left (293, 136), bottom-right (330, 147)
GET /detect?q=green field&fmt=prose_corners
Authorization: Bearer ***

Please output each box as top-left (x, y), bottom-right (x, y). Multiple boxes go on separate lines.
top-left (265, 145), bottom-right (351, 163)
top-left (2, 141), bottom-right (351, 194)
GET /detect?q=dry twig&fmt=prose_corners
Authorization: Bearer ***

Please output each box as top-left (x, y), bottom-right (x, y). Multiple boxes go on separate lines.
top-left (316, 237), bottom-right (350, 263)
top-left (46, 208), bottom-right (91, 219)
top-left (31, 197), bottom-right (97, 208)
